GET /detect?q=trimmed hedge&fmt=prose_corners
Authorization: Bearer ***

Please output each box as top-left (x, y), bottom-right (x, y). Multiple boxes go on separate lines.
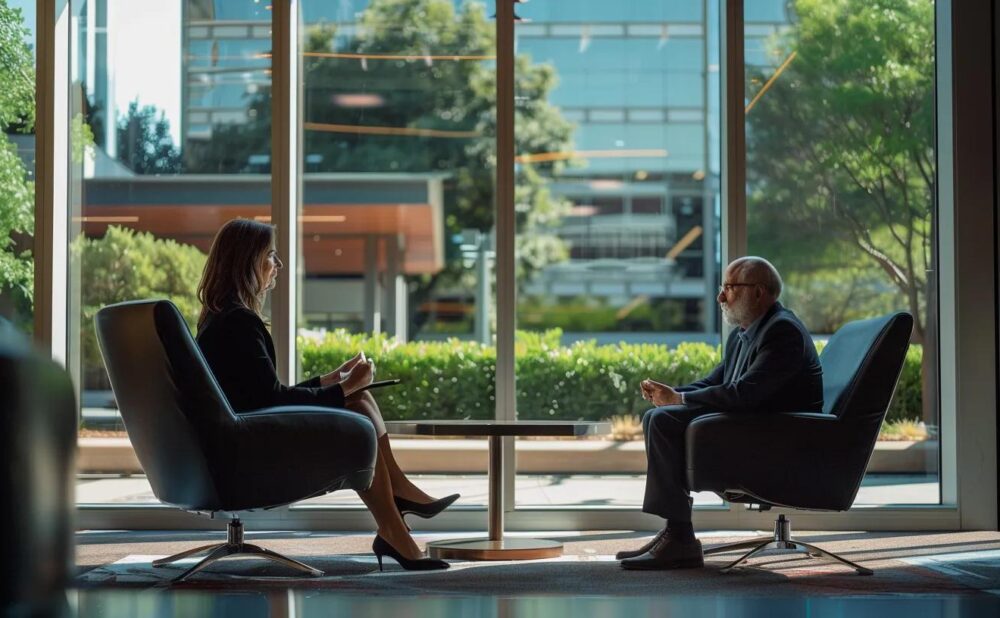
top-left (299, 330), bottom-right (923, 424)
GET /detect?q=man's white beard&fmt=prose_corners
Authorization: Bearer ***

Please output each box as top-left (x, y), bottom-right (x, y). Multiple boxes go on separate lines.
top-left (721, 300), bottom-right (751, 326)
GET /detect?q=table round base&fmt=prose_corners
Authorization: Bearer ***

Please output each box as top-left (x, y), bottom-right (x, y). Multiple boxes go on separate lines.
top-left (428, 537), bottom-right (563, 561)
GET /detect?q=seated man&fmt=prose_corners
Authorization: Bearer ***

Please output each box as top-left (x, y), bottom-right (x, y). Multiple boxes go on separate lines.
top-left (620, 256), bottom-right (823, 570)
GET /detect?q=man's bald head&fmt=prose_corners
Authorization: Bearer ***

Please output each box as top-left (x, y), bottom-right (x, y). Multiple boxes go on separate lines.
top-left (729, 256), bottom-right (782, 300)
top-left (718, 257), bottom-right (783, 328)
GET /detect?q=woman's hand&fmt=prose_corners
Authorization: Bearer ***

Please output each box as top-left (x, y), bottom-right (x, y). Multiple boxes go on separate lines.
top-left (340, 359), bottom-right (374, 397)
top-left (319, 351), bottom-right (366, 387)
top-left (333, 351), bottom-right (366, 380)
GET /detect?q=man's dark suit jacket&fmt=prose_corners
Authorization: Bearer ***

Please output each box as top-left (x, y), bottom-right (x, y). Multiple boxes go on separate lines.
top-left (677, 302), bottom-right (823, 414)
top-left (197, 304), bottom-right (346, 413)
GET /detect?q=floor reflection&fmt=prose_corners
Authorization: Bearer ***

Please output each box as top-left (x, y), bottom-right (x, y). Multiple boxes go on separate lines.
top-left (68, 589), bottom-right (1000, 618)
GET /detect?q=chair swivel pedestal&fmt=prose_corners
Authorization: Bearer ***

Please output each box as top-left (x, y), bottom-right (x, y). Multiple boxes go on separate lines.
top-left (704, 514), bottom-right (872, 575)
top-left (153, 517), bottom-right (323, 582)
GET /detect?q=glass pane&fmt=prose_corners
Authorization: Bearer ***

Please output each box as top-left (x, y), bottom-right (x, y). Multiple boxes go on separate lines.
top-left (513, 0), bottom-right (724, 509)
top-left (0, 1), bottom-right (36, 334)
top-left (744, 0), bottom-right (939, 505)
top-left (293, 0), bottom-right (497, 510)
top-left (71, 0), bottom-right (271, 506)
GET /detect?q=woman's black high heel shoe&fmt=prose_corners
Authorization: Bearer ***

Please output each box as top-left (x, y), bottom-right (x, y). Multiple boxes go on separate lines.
top-left (394, 493), bottom-right (460, 520)
top-left (372, 535), bottom-right (449, 571)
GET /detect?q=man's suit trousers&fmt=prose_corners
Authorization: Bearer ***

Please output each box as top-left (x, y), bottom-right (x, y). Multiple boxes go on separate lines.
top-left (641, 405), bottom-right (718, 522)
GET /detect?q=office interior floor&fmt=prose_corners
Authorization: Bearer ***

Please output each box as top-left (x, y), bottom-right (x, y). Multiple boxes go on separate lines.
top-left (75, 529), bottom-right (1000, 606)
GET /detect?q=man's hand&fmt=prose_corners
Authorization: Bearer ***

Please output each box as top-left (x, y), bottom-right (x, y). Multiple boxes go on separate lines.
top-left (641, 379), bottom-right (683, 406)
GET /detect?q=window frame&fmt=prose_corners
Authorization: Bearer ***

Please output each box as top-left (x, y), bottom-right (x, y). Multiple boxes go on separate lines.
top-left (33, 0), bottom-right (996, 531)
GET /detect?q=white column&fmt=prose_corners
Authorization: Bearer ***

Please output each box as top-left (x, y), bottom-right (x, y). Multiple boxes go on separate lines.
top-left (719, 0), bottom-right (745, 347)
top-left (270, 0), bottom-right (300, 383)
top-left (34, 0), bottom-right (70, 365)
top-left (495, 0), bottom-right (517, 513)
top-left (363, 235), bottom-right (381, 334)
top-left (384, 234), bottom-right (407, 340)
top-left (942, 0), bottom-right (997, 529)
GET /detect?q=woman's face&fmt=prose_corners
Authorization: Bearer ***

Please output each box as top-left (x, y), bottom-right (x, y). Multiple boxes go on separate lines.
top-left (261, 246), bottom-right (283, 291)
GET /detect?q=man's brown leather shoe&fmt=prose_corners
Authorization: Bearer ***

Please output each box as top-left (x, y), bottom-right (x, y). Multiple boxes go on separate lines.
top-left (615, 528), bottom-right (668, 560)
top-left (620, 537), bottom-right (704, 570)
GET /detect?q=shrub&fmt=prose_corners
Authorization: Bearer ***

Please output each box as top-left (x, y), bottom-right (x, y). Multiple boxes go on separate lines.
top-left (74, 226), bottom-right (206, 389)
top-left (300, 329), bottom-right (926, 424)
top-left (887, 344), bottom-right (923, 424)
top-left (300, 330), bottom-right (496, 420)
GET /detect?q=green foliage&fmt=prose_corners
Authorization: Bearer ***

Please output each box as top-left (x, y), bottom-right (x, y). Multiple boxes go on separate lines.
top-left (300, 331), bottom-right (927, 423)
top-left (747, 0), bottom-right (934, 341)
top-left (518, 297), bottom-right (688, 333)
top-left (0, 137), bottom-right (32, 297)
top-left (888, 343), bottom-right (924, 425)
top-left (0, 1), bottom-right (34, 131)
top-left (116, 100), bottom-right (182, 175)
top-left (300, 330), bottom-right (497, 420)
top-left (512, 337), bottom-right (720, 421)
top-left (0, 3), bottom-right (94, 325)
top-left (73, 226), bottom-right (206, 387)
top-left (0, 1), bottom-right (34, 316)
top-left (780, 267), bottom-right (902, 334)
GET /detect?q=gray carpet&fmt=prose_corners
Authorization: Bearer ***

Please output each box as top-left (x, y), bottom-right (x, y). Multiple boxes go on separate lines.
top-left (75, 530), bottom-right (1000, 597)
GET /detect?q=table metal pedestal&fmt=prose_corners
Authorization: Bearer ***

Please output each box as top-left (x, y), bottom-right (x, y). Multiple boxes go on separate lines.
top-left (385, 420), bottom-right (610, 561)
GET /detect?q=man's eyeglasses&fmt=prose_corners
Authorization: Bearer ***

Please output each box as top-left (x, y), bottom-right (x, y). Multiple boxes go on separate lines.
top-left (718, 283), bottom-right (759, 294)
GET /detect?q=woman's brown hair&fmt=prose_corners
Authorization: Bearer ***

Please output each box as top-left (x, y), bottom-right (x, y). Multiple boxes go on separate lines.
top-left (197, 218), bottom-right (275, 331)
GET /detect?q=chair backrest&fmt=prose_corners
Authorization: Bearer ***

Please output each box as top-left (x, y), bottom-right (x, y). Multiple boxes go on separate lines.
top-left (95, 300), bottom-right (233, 510)
top-left (820, 312), bottom-right (914, 423)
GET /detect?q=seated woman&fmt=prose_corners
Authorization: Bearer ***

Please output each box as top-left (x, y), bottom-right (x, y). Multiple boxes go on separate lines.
top-left (196, 218), bottom-right (458, 571)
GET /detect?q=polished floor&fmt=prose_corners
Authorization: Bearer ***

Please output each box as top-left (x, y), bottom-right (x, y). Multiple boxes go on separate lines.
top-left (74, 528), bottom-right (1000, 614)
top-left (65, 589), bottom-right (1000, 618)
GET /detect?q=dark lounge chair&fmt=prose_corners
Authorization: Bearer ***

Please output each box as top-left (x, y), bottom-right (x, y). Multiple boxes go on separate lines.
top-left (686, 311), bottom-right (914, 575)
top-left (0, 318), bottom-right (76, 612)
top-left (95, 300), bottom-right (377, 581)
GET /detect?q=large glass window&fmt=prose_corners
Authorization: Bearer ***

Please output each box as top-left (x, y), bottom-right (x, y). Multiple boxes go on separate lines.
top-left (512, 0), bottom-right (723, 508)
top-left (0, 1), bottom-right (36, 334)
top-left (744, 0), bottom-right (939, 504)
top-left (292, 0), bottom-right (498, 509)
top-left (61, 0), bottom-right (952, 520)
top-left (71, 0), bottom-right (271, 506)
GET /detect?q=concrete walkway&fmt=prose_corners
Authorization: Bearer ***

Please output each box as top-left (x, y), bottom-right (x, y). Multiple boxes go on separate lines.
top-left (76, 473), bottom-right (939, 506)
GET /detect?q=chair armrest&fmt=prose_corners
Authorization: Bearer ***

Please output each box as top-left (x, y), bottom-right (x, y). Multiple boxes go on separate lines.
top-left (237, 405), bottom-right (361, 419)
top-left (686, 411), bottom-right (839, 449)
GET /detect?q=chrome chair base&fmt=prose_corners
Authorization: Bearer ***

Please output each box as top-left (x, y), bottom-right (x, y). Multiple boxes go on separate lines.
top-left (152, 518), bottom-right (324, 582)
top-left (703, 514), bottom-right (873, 576)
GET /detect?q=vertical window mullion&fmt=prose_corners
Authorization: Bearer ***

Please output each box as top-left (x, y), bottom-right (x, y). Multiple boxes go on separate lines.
top-left (34, 0), bottom-right (69, 364)
top-left (271, 0), bottom-right (299, 383)
top-left (718, 0), bottom-right (745, 523)
top-left (721, 0), bottom-right (746, 267)
top-left (495, 0), bottom-right (517, 512)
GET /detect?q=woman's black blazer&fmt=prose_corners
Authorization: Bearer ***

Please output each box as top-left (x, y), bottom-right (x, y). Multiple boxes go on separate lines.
top-left (196, 305), bottom-right (345, 412)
